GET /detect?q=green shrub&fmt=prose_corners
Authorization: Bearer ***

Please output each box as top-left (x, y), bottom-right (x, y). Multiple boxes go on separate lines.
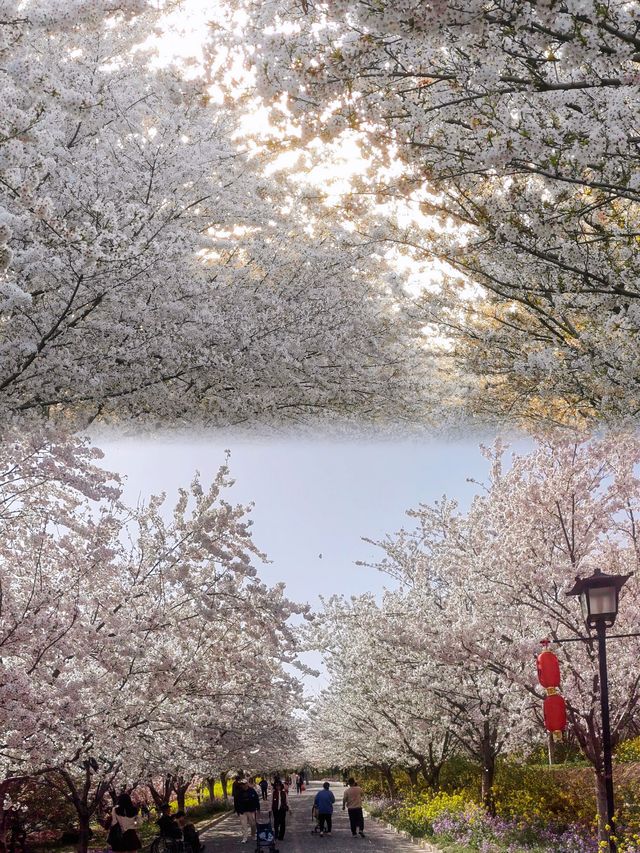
top-left (437, 755), bottom-right (481, 797)
top-left (493, 761), bottom-right (596, 829)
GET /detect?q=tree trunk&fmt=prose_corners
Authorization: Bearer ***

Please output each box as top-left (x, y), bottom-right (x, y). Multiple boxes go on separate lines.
top-left (207, 778), bottom-right (216, 803)
top-left (174, 777), bottom-right (190, 813)
top-left (594, 770), bottom-right (612, 847)
top-left (220, 772), bottom-right (228, 801)
top-left (406, 767), bottom-right (419, 787)
top-left (177, 788), bottom-right (186, 812)
top-left (422, 763), bottom-right (442, 791)
top-left (77, 808), bottom-right (91, 853)
top-left (148, 776), bottom-right (173, 808)
top-left (381, 765), bottom-right (397, 799)
top-left (0, 805), bottom-right (8, 853)
top-left (480, 726), bottom-right (496, 815)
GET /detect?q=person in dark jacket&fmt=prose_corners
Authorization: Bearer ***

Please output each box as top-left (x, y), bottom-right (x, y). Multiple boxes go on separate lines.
top-left (235, 780), bottom-right (260, 843)
top-left (313, 782), bottom-right (335, 836)
top-left (232, 775), bottom-right (243, 814)
top-left (157, 805), bottom-right (181, 840)
top-left (175, 812), bottom-right (203, 853)
top-left (271, 781), bottom-right (289, 841)
top-left (259, 779), bottom-right (268, 801)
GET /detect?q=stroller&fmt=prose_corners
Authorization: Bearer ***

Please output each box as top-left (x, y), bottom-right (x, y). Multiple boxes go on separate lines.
top-left (255, 812), bottom-right (277, 853)
top-left (311, 805), bottom-right (321, 835)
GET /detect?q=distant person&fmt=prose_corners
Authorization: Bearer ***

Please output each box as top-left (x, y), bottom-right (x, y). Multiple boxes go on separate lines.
top-left (157, 804), bottom-right (181, 840)
top-left (272, 780), bottom-right (290, 841)
top-left (235, 779), bottom-right (260, 844)
top-left (175, 812), bottom-right (203, 853)
top-left (111, 793), bottom-right (142, 852)
top-left (313, 782), bottom-right (335, 837)
top-left (294, 774), bottom-right (301, 795)
top-left (342, 778), bottom-right (365, 837)
top-left (259, 778), bottom-right (269, 801)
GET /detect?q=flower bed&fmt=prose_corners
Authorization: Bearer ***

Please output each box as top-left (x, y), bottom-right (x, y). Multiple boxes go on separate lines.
top-left (367, 793), bottom-right (609, 852)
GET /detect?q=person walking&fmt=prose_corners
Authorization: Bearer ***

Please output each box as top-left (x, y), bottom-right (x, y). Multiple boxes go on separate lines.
top-left (342, 778), bottom-right (365, 838)
top-left (235, 779), bottom-right (260, 844)
top-left (259, 778), bottom-right (268, 801)
top-left (313, 782), bottom-right (335, 837)
top-left (231, 775), bottom-right (243, 813)
top-left (271, 780), bottom-right (289, 841)
top-left (111, 794), bottom-right (142, 853)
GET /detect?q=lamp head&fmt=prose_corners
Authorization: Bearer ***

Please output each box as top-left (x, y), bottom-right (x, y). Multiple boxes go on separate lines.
top-left (567, 569), bottom-right (632, 629)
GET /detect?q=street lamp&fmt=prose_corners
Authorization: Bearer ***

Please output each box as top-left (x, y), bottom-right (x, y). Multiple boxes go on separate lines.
top-left (567, 569), bottom-right (632, 853)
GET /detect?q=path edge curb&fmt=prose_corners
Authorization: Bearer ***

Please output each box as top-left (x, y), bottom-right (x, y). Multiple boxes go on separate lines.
top-left (195, 808), bottom-right (234, 834)
top-left (363, 810), bottom-right (442, 853)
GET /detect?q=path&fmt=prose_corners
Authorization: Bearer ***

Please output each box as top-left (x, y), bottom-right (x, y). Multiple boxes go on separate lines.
top-left (199, 782), bottom-right (440, 853)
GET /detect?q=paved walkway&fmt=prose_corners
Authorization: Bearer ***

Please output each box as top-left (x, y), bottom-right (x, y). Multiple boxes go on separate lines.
top-left (200, 782), bottom-right (440, 853)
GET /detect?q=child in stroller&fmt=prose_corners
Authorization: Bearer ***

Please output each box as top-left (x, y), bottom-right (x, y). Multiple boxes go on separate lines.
top-left (255, 812), bottom-right (278, 853)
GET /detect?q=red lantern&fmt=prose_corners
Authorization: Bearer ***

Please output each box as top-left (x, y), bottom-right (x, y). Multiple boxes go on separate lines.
top-left (543, 693), bottom-right (567, 740)
top-left (537, 647), bottom-right (561, 690)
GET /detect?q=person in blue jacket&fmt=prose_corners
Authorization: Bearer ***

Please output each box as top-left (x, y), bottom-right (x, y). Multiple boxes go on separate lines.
top-left (313, 782), bottom-right (336, 836)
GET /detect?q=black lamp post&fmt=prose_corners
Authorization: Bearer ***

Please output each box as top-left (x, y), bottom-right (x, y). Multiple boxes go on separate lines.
top-left (567, 569), bottom-right (632, 853)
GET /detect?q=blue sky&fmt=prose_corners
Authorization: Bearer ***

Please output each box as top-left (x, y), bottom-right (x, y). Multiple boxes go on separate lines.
top-left (97, 435), bottom-right (530, 608)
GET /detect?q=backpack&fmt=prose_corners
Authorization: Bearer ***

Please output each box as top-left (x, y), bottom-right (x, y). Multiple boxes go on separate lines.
top-left (107, 817), bottom-right (123, 851)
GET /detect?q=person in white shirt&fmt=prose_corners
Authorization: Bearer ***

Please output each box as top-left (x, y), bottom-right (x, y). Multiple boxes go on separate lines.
top-left (111, 794), bottom-right (142, 852)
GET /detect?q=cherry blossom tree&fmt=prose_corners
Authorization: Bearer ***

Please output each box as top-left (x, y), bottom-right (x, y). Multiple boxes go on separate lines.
top-left (0, 432), bottom-right (305, 852)
top-left (0, 0), bottom-right (439, 431)
top-left (313, 434), bottom-right (640, 841)
top-left (310, 591), bottom-right (529, 808)
top-left (227, 0), bottom-right (640, 426)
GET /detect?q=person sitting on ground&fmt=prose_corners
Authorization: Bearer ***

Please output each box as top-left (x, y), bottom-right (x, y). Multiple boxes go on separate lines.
top-left (175, 812), bottom-right (204, 853)
top-left (313, 782), bottom-right (335, 837)
top-left (157, 804), bottom-right (181, 840)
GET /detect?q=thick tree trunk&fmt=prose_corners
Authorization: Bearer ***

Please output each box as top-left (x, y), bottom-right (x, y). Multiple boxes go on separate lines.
top-left (77, 808), bottom-right (91, 853)
top-left (220, 772), bottom-right (228, 801)
top-left (480, 726), bottom-right (496, 815)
